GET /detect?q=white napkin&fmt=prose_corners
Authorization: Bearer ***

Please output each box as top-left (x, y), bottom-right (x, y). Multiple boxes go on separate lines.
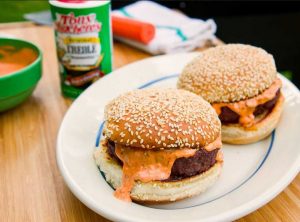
top-left (113, 1), bottom-right (217, 55)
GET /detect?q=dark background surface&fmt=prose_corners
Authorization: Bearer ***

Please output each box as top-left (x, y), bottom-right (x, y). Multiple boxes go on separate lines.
top-left (1, 1), bottom-right (298, 87)
top-left (113, 1), bottom-right (300, 88)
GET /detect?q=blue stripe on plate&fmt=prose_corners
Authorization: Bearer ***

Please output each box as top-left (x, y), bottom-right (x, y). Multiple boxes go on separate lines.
top-left (95, 121), bottom-right (105, 147)
top-left (138, 74), bottom-right (179, 89)
top-left (95, 74), bottom-right (275, 209)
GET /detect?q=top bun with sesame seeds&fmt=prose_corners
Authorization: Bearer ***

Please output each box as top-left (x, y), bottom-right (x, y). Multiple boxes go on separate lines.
top-left (103, 88), bottom-right (221, 149)
top-left (177, 44), bottom-right (277, 103)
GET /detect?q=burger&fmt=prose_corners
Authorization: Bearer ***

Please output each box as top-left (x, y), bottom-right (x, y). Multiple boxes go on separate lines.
top-left (94, 88), bottom-right (223, 202)
top-left (177, 44), bottom-right (284, 144)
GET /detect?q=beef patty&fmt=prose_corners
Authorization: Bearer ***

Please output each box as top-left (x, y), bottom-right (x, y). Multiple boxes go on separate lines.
top-left (218, 89), bottom-right (280, 124)
top-left (106, 140), bottom-right (219, 181)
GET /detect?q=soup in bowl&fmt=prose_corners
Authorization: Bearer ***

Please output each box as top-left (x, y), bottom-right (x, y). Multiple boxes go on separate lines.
top-left (0, 38), bottom-right (42, 112)
top-left (0, 45), bottom-right (38, 76)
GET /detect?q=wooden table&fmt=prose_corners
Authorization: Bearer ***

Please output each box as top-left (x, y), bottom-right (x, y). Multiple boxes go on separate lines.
top-left (0, 23), bottom-right (299, 222)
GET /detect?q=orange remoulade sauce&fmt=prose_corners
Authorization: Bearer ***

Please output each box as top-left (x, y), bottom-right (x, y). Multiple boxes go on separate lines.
top-left (0, 45), bottom-right (37, 76)
top-left (113, 137), bottom-right (222, 202)
top-left (212, 78), bottom-right (282, 128)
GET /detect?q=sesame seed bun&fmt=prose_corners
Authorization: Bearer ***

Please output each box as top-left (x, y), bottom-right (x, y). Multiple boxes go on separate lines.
top-left (221, 93), bottom-right (284, 144)
top-left (104, 88), bottom-right (221, 149)
top-left (94, 144), bottom-right (222, 203)
top-left (177, 44), bottom-right (277, 103)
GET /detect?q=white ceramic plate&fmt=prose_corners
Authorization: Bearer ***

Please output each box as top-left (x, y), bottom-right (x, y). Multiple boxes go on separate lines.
top-left (57, 53), bottom-right (300, 222)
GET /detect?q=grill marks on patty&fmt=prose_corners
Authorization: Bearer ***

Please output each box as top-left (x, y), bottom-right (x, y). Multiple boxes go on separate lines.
top-left (218, 89), bottom-right (280, 124)
top-left (168, 148), bottom-right (218, 181)
top-left (106, 140), bottom-right (218, 181)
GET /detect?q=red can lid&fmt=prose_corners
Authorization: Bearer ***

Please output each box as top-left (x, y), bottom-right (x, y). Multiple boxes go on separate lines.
top-left (57, 0), bottom-right (86, 3)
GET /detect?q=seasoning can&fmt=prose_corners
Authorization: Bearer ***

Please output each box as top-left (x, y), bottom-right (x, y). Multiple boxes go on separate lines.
top-left (49, 0), bottom-right (112, 98)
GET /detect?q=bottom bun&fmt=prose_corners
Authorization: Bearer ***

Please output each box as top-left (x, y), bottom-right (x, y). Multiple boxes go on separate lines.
top-left (221, 93), bottom-right (284, 144)
top-left (94, 144), bottom-right (222, 203)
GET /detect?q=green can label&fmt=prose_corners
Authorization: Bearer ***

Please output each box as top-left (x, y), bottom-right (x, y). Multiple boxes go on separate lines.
top-left (50, 1), bottom-right (112, 98)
